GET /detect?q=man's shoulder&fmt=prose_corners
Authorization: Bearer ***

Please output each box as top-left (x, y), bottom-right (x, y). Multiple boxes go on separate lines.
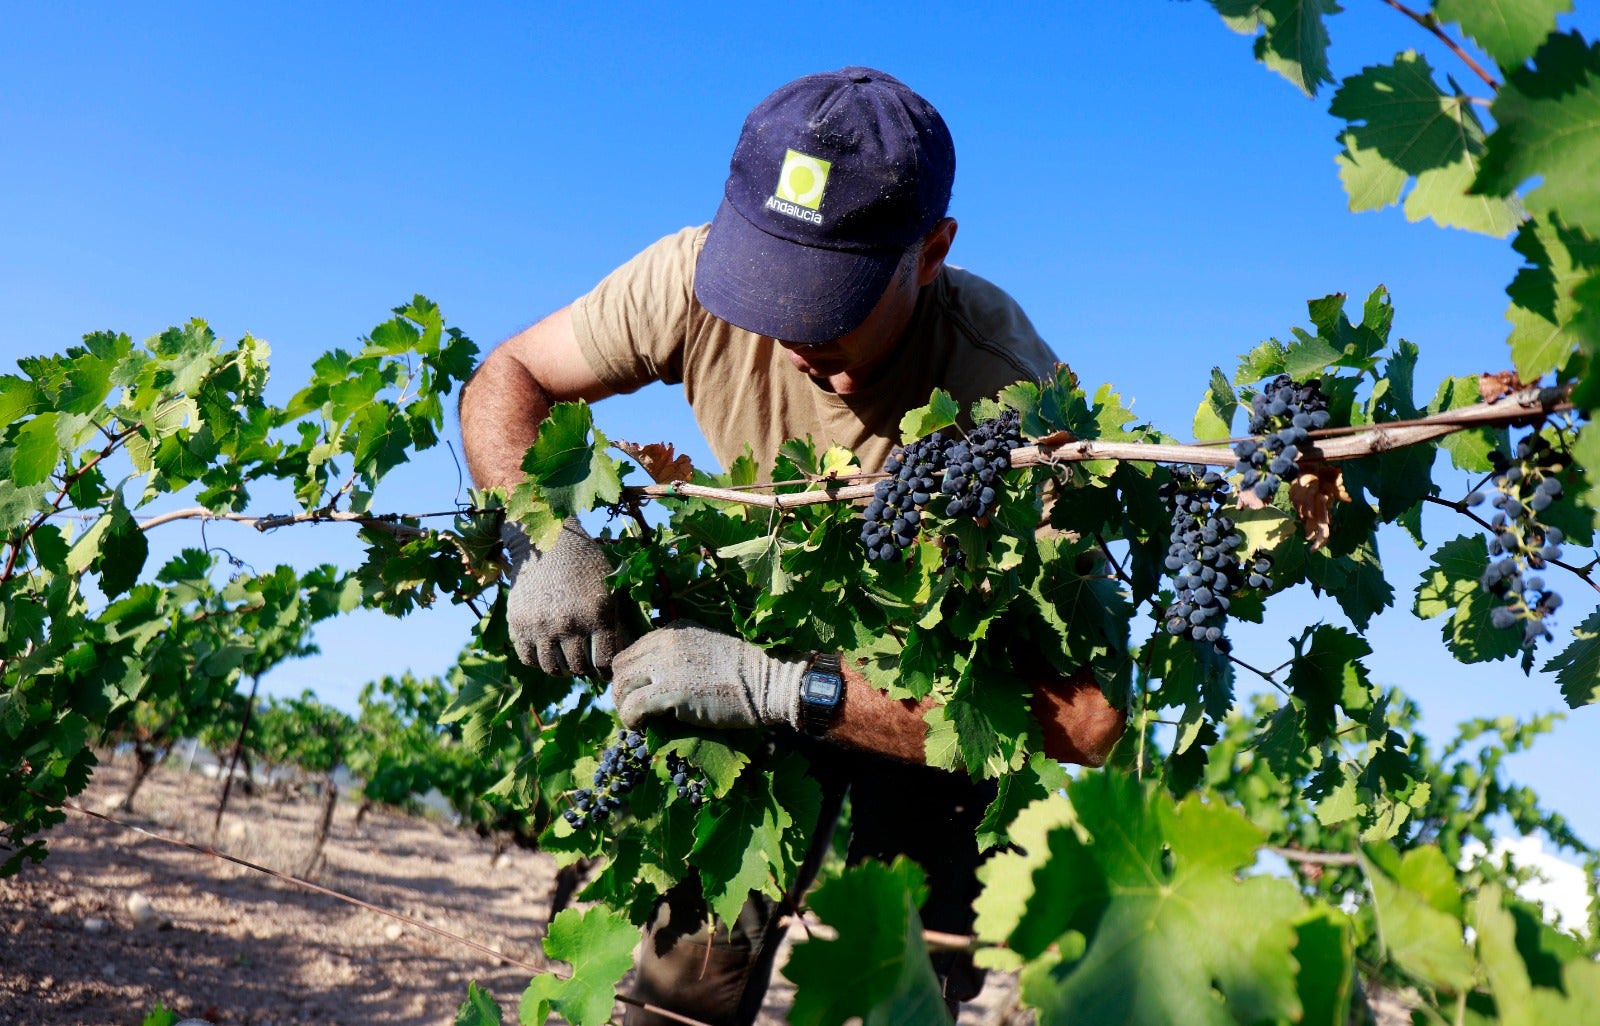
top-left (925, 266), bottom-right (1059, 386)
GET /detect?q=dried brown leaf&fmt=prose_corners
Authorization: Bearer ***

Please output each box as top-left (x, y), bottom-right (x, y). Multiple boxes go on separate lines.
top-left (1478, 370), bottom-right (1527, 403)
top-left (1235, 487), bottom-right (1268, 511)
top-left (611, 440), bottom-right (693, 484)
top-left (1289, 465), bottom-right (1351, 551)
top-left (1034, 430), bottom-right (1077, 449)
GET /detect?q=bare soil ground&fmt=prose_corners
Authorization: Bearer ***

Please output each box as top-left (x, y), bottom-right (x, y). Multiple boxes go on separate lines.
top-left (1, 756), bottom-right (1028, 1026)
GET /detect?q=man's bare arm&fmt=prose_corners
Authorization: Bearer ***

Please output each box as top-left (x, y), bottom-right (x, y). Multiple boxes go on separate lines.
top-left (830, 661), bottom-right (1126, 767)
top-left (459, 306), bottom-right (617, 491)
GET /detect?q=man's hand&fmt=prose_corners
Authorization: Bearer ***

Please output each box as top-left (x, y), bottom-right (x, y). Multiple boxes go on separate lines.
top-left (610, 622), bottom-right (809, 730)
top-left (502, 517), bottom-right (622, 677)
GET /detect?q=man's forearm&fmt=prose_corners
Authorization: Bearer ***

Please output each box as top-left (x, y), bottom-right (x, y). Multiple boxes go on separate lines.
top-left (823, 663), bottom-right (935, 763)
top-left (826, 660), bottom-right (1125, 767)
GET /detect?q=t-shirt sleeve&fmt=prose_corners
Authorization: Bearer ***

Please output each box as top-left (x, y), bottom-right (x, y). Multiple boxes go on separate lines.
top-left (568, 226), bottom-right (706, 392)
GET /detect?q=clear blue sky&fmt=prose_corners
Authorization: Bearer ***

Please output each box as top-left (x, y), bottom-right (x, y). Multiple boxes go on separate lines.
top-left (3, 3), bottom-right (1596, 844)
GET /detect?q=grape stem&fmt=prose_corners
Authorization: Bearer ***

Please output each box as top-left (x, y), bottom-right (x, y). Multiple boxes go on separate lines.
top-left (1422, 494), bottom-right (1600, 595)
top-left (1227, 654), bottom-right (1295, 700)
top-left (1379, 0), bottom-right (1502, 92)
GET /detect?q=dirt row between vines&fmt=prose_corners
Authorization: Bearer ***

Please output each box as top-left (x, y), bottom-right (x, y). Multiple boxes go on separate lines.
top-left (1, 757), bottom-right (1032, 1026)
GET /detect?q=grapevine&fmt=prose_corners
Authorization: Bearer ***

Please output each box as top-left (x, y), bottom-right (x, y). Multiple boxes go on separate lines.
top-left (7, 4), bottom-right (1600, 1024)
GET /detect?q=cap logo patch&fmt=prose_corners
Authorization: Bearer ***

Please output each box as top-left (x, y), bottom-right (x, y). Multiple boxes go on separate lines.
top-left (766, 149), bottom-right (831, 224)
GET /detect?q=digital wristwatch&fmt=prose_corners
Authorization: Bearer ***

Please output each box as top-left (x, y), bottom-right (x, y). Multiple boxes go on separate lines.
top-left (797, 652), bottom-right (844, 735)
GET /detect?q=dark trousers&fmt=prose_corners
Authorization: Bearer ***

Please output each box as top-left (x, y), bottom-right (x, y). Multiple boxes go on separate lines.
top-left (624, 741), bottom-right (996, 1026)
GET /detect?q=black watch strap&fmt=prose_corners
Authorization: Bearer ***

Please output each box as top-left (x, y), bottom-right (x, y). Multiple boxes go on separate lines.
top-left (798, 652), bottom-right (843, 735)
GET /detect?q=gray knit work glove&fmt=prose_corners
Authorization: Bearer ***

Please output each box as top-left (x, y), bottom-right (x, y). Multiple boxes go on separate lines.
top-left (501, 517), bottom-right (622, 677)
top-left (610, 621), bottom-right (809, 731)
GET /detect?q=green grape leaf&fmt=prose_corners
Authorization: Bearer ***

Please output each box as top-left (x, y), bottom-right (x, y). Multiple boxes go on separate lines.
top-left (946, 670), bottom-right (1036, 779)
top-left (655, 733), bottom-right (749, 797)
top-left (921, 703), bottom-right (962, 771)
top-left (1211, 0), bottom-right (1339, 98)
top-left (716, 534), bottom-right (795, 596)
top-left (10, 413), bottom-right (61, 488)
top-left (1541, 607), bottom-right (1600, 708)
top-left (1477, 33), bottom-right (1600, 241)
top-left (1025, 536), bottom-right (1133, 669)
top-left (784, 858), bottom-right (949, 1026)
top-left (1573, 420), bottom-right (1600, 515)
top-left (519, 907), bottom-right (637, 1026)
top-left (1305, 540), bottom-right (1394, 631)
top-left (688, 769), bottom-right (795, 924)
top-left (1503, 216), bottom-right (1600, 380)
top-left (0, 375), bottom-right (48, 425)
top-left (519, 402), bottom-right (624, 516)
top-left (96, 490), bottom-right (148, 600)
top-left (1475, 883), bottom-right (1600, 1025)
top-left (69, 331), bottom-right (132, 405)
top-left (1014, 772), bottom-right (1309, 1026)
top-left (972, 795), bottom-right (1076, 971)
top-left (1234, 337), bottom-right (1288, 384)
top-left (1413, 534), bottom-right (1523, 663)
top-left (455, 982), bottom-right (503, 1026)
top-left (1294, 907), bottom-right (1355, 1026)
top-left (1282, 332), bottom-right (1341, 379)
top-left (1436, 0), bottom-right (1572, 72)
top-left (1429, 376), bottom-right (1507, 472)
top-left (1362, 845), bottom-right (1475, 991)
top-left (350, 402), bottom-right (411, 490)
top-left (974, 752), bottom-right (1069, 852)
top-left (1331, 51), bottom-right (1521, 237)
top-left (1031, 364), bottom-right (1098, 440)
top-left (1285, 625), bottom-right (1372, 741)
top-left (1193, 367), bottom-right (1238, 441)
top-left (898, 388), bottom-right (961, 443)
top-left (366, 313), bottom-right (422, 357)
top-left (1341, 443), bottom-right (1436, 521)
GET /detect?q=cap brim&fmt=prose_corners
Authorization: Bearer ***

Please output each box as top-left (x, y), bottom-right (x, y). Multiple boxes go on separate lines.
top-left (694, 197), bottom-right (900, 345)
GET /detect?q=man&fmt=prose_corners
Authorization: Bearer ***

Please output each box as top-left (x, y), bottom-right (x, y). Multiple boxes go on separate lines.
top-left (460, 67), bottom-right (1124, 1025)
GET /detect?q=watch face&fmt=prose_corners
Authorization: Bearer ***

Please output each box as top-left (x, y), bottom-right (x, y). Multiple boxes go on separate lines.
top-left (801, 671), bottom-right (841, 703)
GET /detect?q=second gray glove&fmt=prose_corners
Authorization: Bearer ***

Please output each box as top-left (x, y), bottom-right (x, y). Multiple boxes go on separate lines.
top-left (610, 621), bottom-right (809, 730)
top-left (501, 517), bottom-right (622, 677)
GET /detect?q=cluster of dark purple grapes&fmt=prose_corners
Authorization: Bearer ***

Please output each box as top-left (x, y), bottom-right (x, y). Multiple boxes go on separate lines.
top-left (665, 753), bottom-right (707, 809)
top-left (861, 433), bottom-right (943, 561)
top-left (563, 729), bottom-right (650, 830)
top-left (1232, 375), bottom-right (1331, 502)
top-left (1470, 435), bottom-right (1567, 649)
top-left (1161, 468), bottom-right (1246, 649)
top-left (859, 411), bottom-right (1023, 562)
top-left (939, 409), bottom-right (1022, 519)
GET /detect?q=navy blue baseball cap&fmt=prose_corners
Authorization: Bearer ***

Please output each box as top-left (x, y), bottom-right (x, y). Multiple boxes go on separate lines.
top-left (693, 67), bottom-right (956, 345)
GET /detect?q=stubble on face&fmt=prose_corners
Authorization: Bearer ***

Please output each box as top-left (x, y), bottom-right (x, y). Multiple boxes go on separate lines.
top-left (776, 246), bottom-right (923, 390)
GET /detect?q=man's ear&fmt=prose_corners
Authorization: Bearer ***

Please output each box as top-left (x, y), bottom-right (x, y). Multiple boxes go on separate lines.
top-left (917, 218), bottom-right (958, 286)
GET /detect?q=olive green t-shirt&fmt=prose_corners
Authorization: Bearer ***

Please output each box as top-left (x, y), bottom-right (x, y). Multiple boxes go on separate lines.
top-left (569, 225), bottom-right (1059, 474)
